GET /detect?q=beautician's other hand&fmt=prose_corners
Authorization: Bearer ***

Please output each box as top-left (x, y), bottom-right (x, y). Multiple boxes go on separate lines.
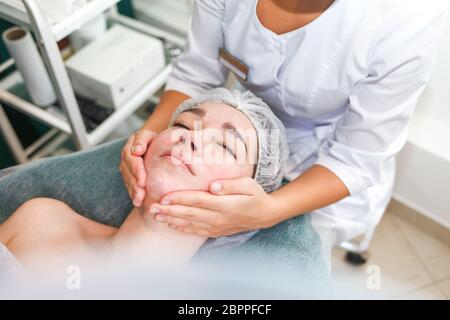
top-left (120, 129), bottom-right (157, 207)
top-left (149, 177), bottom-right (280, 237)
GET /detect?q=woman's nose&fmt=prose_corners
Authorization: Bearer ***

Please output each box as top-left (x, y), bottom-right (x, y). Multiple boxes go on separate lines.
top-left (178, 133), bottom-right (198, 152)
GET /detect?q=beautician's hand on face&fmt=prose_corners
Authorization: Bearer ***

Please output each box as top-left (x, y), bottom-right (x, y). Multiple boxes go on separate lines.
top-left (150, 178), bottom-right (279, 237)
top-left (119, 128), bottom-right (157, 207)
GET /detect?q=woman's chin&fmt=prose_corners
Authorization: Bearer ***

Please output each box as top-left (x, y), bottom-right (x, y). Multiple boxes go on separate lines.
top-left (146, 168), bottom-right (191, 200)
top-left (144, 166), bottom-right (210, 203)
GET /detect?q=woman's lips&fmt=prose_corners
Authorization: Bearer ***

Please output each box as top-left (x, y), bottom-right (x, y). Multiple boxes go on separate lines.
top-left (161, 154), bottom-right (194, 175)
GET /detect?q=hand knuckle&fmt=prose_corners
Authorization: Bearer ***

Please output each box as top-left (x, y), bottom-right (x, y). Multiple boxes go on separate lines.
top-left (186, 211), bottom-right (195, 219)
top-left (132, 161), bottom-right (141, 173)
top-left (192, 197), bottom-right (202, 207)
top-left (179, 220), bottom-right (187, 227)
top-left (123, 151), bottom-right (130, 162)
top-left (197, 230), bottom-right (210, 237)
top-left (215, 202), bottom-right (226, 212)
top-left (216, 217), bottom-right (226, 227)
top-left (210, 230), bottom-right (219, 238)
top-left (137, 132), bottom-right (146, 141)
top-left (168, 196), bottom-right (177, 204)
top-left (127, 188), bottom-right (133, 198)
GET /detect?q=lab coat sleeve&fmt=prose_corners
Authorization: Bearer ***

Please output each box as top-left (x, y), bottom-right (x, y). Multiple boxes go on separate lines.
top-left (165, 0), bottom-right (228, 97)
top-left (315, 3), bottom-right (448, 195)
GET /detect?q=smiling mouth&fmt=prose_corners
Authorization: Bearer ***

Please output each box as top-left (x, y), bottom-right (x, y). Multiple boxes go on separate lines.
top-left (161, 154), bottom-right (194, 175)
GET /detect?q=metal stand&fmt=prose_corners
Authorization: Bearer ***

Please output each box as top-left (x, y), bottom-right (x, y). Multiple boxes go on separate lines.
top-left (0, 0), bottom-right (183, 162)
top-left (23, 0), bottom-right (89, 149)
top-left (0, 103), bottom-right (27, 163)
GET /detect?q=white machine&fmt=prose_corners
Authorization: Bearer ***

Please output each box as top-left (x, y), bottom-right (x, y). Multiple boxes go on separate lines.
top-left (66, 24), bottom-right (166, 109)
top-left (6, 0), bottom-right (88, 24)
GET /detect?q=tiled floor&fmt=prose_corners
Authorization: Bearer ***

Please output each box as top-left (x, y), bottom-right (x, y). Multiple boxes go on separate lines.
top-left (331, 211), bottom-right (450, 299)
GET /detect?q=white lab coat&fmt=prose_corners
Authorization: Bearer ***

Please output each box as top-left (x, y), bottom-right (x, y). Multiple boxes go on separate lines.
top-left (165, 0), bottom-right (448, 245)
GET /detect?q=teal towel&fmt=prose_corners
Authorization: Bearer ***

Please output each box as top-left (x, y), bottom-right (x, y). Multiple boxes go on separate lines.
top-left (0, 138), bottom-right (329, 287)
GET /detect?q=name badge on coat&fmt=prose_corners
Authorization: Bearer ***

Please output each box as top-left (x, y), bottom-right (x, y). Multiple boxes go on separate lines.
top-left (218, 47), bottom-right (249, 81)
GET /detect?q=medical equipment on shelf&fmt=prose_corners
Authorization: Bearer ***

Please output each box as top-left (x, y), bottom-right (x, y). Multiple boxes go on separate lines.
top-left (5, 0), bottom-right (88, 24)
top-left (69, 13), bottom-right (107, 51)
top-left (2, 26), bottom-right (57, 106)
top-left (65, 24), bottom-right (166, 109)
top-left (39, 0), bottom-right (88, 22)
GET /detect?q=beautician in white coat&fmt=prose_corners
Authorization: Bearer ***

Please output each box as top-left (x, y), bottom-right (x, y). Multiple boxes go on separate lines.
top-left (120, 0), bottom-right (448, 248)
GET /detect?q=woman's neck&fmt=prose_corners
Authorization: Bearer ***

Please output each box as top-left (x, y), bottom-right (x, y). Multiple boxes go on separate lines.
top-left (257, 0), bottom-right (335, 35)
top-left (270, 0), bottom-right (335, 13)
top-left (110, 206), bottom-right (208, 267)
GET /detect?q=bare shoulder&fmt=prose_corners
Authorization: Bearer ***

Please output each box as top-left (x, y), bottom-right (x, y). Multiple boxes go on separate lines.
top-left (0, 198), bottom-right (116, 250)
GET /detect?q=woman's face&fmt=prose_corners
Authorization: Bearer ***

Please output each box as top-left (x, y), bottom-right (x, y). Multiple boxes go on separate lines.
top-left (143, 102), bottom-right (258, 203)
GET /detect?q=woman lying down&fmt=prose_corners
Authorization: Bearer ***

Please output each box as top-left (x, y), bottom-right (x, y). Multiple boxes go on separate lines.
top-left (0, 88), bottom-right (289, 281)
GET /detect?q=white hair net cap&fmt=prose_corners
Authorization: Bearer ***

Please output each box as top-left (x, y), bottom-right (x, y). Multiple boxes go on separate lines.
top-left (169, 88), bottom-right (289, 194)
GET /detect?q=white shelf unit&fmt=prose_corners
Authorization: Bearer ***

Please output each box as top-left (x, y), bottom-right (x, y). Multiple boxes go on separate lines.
top-left (0, 0), bottom-right (122, 41)
top-left (0, 0), bottom-right (185, 163)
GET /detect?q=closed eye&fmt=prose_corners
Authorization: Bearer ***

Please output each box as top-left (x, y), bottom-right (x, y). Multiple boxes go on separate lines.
top-left (220, 142), bottom-right (237, 160)
top-left (173, 122), bottom-right (190, 130)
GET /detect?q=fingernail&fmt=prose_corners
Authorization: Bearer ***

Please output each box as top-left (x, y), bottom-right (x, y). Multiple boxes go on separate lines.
top-left (132, 199), bottom-right (140, 207)
top-left (211, 182), bottom-right (222, 193)
top-left (150, 207), bottom-right (160, 214)
top-left (136, 190), bottom-right (144, 201)
top-left (161, 199), bottom-right (171, 205)
top-left (132, 145), bottom-right (143, 154)
top-left (155, 214), bottom-right (166, 222)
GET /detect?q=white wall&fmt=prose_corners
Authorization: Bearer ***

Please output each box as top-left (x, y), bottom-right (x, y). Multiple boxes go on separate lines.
top-left (416, 1), bottom-right (450, 124)
top-left (393, 3), bottom-right (450, 228)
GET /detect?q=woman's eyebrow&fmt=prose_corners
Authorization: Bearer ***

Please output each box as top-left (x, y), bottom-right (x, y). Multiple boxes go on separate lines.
top-left (222, 122), bottom-right (248, 154)
top-left (183, 108), bottom-right (206, 117)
